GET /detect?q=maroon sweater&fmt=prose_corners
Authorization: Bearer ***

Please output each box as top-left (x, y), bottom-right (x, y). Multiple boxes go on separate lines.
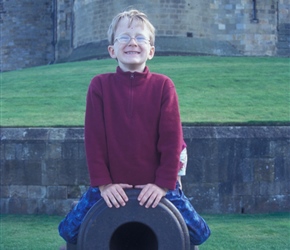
top-left (84, 66), bottom-right (183, 190)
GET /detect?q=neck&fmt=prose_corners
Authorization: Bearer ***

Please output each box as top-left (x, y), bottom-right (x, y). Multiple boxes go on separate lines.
top-left (119, 63), bottom-right (146, 73)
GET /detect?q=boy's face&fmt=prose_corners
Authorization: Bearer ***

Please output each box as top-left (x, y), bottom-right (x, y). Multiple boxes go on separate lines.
top-left (108, 17), bottom-right (155, 72)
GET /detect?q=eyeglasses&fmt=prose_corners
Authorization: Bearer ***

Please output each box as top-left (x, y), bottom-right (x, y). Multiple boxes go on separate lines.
top-left (114, 35), bottom-right (150, 45)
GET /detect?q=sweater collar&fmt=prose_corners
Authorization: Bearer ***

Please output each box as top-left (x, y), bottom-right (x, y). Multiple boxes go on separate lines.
top-left (116, 66), bottom-right (150, 79)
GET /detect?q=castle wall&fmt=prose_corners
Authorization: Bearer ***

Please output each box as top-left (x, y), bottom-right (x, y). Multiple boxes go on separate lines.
top-left (1, 0), bottom-right (289, 71)
top-left (54, 0), bottom-right (74, 62)
top-left (67, 0), bottom-right (289, 62)
top-left (277, 0), bottom-right (290, 55)
top-left (0, 0), bottom-right (54, 71)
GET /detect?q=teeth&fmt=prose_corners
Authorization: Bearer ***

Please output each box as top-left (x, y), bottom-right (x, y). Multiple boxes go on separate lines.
top-left (126, 52), bottom-right (139, 54)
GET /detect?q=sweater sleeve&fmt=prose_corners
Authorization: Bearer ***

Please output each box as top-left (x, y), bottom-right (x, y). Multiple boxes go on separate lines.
top-left (84, 77), bottom-right (112, 187)
top-left (155, 79), bottom-right (183, 190)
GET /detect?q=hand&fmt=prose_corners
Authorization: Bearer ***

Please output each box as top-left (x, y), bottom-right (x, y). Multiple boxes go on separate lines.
top-left (135, 183), bottom-right (168, 208)
top-left (99, 183), bottom-right (133, 208)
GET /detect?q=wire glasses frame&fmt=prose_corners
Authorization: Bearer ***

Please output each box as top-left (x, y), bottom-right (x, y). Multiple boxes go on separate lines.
top-left (114, 35), bottom-right (151, 45)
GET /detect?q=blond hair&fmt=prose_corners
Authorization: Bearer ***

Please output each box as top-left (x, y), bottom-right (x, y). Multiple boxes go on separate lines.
top-left (107, 9), bottom-right (155, 46)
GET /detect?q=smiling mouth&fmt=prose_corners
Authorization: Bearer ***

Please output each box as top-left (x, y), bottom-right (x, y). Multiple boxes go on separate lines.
top-left (125, 51), bottom-right (140, 54)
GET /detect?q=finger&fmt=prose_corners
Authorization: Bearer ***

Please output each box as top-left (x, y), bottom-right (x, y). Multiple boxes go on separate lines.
top-left (115, 186), bottom-right (130, 203)
top-left (145, 192), bottom-right (158, 208)
top-left (120, 183), bottom-right (134, 189)
top-left (137, 186), bottom-right (150, 203)
top-left (114, 191), bottom-right (127, 206)
top-left (139, 189), bottom-right (154, 206)
top-left (103, 195), bottom-right (113, 208)
top-left (151, 194), bottom-right (162, 208)
top-left (108, 193), bottom-right (120, 208)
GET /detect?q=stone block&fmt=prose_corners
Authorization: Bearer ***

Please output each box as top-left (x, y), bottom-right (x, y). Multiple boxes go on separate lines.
top-left (3, 143), bottom-right (16, 160)
top-left (26, 198), bottom-right (40, 214)
top-left (62, 142), bottom-right (79, 159)
top-left (280, 181), bottom-right (290, 195)
top-left (254, 159), bottom-right (275, 182)
top-left (271, 140), bottom-right (290, 157)
top-left (1, 160), bottom-right (25, 185)
top-left (217, 139), bottom-right (236, 182)
top-left (274, 156), bottom-right (286, 181)
top-left (183, 182), bottom-right (220, 213)
top-left (8, 197), bottom-right (28, 214)
top-left (238, 195), bottom-right (256, 214)
top-left (22, 128), bottom-right (48, 140)
top-left (58, 159), bottom-right (86, 185)
top-left (254, 195), bottom-right (288, 213)
top-left (23, 160), bottom-right (42, 185)
top-left (259, 181), bottom-right (281, 196)
top-left (183, 127), bottom-right (214, 139)
top-left (48, 128), bottom-right (67, 141)
top-left (54, 198), bottom-right (76, 216)
top-left (28, 185), bottom-right (46, 199)
top-left (0, 143), bottom-right (4, 160)
top-left (41, 159), bottom-right (61, 185)
top-left (0, 185), bottom-right (10, 198)
top-left (277, 48), bottom-right (290, 56)
top-left (39, 199), bottom-right (56, 215)
top-left (77, 162), bottom-right (90, 185)
top-left (225, 4), bottom-right (233, 10)
top-left (15, 143), bottom-right (24, 160)
top-left (219, 181), bottom-right (233, 195)
top-left (185, 157), bottom-right (203, 183)
top-left (0, 198), bottom-right (8, 213)
top-left (204, 159), bottom-right (220, 183)
top-left (47, 186), bottom-right (67, 199)
top-left (219, 195), bottom-right (239, 213)
top-left (57, 160), bottom-right (79, 185)
top-left (78, 142), bottom-right (86, 159)
top-left (67, 185), bottom-right (88, 199)
top-left (10, 185), bottom-right (28, 198)
top-left (46, 142), bottom-right (62, 159)
top-left (233, 139), bottom-right (250, 159)
top-left (65, 128), bottom-right (84, 140)
top-left (237, 158), bottom-right (254, 182)
top-left (249, 139), bottom-right (272, 158)
top-left (22, 142), bottom-right (46, 160)
top-left (190, 138), bottom-right (219, 160)
top-left (233, 182), bottom-right (260, 196)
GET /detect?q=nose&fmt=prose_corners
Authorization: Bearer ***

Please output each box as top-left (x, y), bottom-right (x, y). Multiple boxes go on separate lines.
top-left (128, 37), bottom-right (138, 46)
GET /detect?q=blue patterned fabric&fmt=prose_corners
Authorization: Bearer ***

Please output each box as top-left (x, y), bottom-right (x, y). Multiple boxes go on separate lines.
top-left (165, 183), bottom-right (211, 245)
top-left (58, 187), bottom-right (102, 244)
top-left (58, 183), bottom-right (210, 245)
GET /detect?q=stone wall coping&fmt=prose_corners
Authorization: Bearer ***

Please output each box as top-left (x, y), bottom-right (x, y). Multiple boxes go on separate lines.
top-left (1, 126), bottom-right (289, 141)
top-left (182, 126), bottom-right (290, 139)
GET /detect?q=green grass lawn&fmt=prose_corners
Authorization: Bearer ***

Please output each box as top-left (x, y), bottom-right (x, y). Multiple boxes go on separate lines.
top-left (0, 213), bottom-right (289, 249)
top-left (1, 56), bottom-right (289, 126)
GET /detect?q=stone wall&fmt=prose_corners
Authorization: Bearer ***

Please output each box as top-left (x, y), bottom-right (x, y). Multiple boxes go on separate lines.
top-left (1, 126), bottom-right (289, 215)
top-left (0, 0), bottom-right (54, 72)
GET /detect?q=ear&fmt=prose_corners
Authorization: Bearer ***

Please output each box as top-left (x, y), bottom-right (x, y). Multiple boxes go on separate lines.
top-left (148, 46), bottom-right (155, 60)
top-left (108, 45), bottom-right (117, 59)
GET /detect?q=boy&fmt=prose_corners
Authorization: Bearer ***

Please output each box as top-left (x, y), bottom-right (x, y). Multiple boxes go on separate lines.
top-left (59, 9), bottom-right (210, 247)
